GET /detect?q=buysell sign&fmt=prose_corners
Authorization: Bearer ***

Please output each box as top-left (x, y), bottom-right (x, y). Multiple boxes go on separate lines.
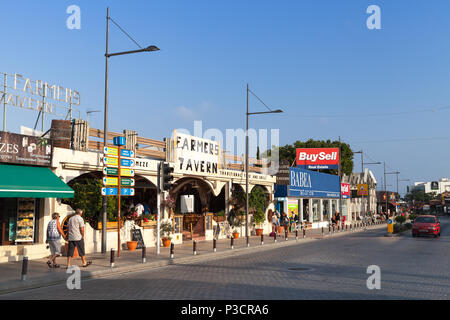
top-left (296, 148), bottom-right (339, 170)
top-left (289, 167), bottom-right (340, 198)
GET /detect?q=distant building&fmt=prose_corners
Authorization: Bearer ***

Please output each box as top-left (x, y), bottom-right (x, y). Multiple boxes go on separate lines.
top-left (408, 178), bottom-right (450, 194)
top-left (341, 169), bottom-right (377, 220)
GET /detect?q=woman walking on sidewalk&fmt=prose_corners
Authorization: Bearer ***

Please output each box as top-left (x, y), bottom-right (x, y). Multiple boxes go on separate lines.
top-left (46, 212), bottom-right (65, 268)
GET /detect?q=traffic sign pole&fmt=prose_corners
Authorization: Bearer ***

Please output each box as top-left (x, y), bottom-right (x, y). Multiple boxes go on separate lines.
top-left (117, 146), bottom-right (121, 257)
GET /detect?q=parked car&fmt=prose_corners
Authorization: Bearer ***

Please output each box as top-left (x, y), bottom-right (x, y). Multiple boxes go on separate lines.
top-left (411, 215), bottom-right (440, 238)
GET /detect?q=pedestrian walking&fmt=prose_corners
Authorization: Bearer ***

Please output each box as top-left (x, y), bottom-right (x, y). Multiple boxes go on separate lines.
top-left (46, 212), bottom-right (65, 268)
top-left (281, 212), bottom-right (290, 235)
top-left (335, 211), bottom-right (341, 227)
top-left (67, 208), bottom-right (91, 269)
top-left (271, 212), bottom-right (279, 236)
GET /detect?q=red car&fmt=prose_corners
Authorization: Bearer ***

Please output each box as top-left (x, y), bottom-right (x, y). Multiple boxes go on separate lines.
top-left (412, 215), bottom-right (441, 238)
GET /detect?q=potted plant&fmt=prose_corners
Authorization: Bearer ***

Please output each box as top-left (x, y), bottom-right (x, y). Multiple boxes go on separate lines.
top-left (252, 208), bottom-right (266, 236)
top-left (228, 215), bottom-right (243, 239)
top-left (126, 221), bottom-right (138, 251)
top-left (160, 220), bottom-right (175, 247)
top-left (213, 210), bottom-right (226, 223)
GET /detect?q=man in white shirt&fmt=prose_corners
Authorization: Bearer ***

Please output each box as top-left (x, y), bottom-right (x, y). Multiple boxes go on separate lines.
top-left (67, 208), bottom-right (91, 268)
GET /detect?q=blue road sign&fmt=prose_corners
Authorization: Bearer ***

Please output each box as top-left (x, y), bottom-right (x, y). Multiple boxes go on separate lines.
top-left (101, 187), bottom-right (135, 196)
top-left (113, 136), bottom-right (126, 146)
top-left (121, 158), bottom-right (135, 167)
top-left (387, 219), bottom-right (393, 225)
top-left (120, 149), bottom-right (135, 158)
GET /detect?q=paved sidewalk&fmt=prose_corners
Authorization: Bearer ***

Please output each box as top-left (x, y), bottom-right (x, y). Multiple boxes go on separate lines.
top-left (0, 222), bottom-right (385, 295)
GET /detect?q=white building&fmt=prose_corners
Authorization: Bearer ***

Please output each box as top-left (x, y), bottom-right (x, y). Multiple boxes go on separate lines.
top-left (408, 178), bottom-right (450, 194)
top-left (342, 169), bottom-right (377, 220)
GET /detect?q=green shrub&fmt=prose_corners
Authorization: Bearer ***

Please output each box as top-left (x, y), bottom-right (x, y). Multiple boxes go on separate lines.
top-left (215, 210), bottom-right (225, 217)
top-left (408, 214), bottom-right (418, 222)
top-left (395, 216), bottom-right (406, 224)
top-left (252, 208), bottom-right (266, 226)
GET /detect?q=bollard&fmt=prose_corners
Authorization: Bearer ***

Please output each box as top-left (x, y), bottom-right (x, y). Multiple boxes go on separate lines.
top-left (170, 243), bottom-right (174, 259)
top-left (21, 256), bottom-right (28, 281)
top-left (193, 240), bottom-right (197, 255)
top-left (231, 237), bottom-right (234, 249)
top-left (247, 236), bottom-right (250, 248)
top-left (110, 249), bottom-right (115, 268)
top-left (213, 238), bottom-right (217, 252)
top-left (285, 229), bottom-right (288, 241)
top-left (337, 225), bottom-right (340, 232)
top-left (329, 225), bottom-right (331, 233)
top-left (274, 232), bottom-right (277, 243)
top-left (332, 225), bottom-right (335, 233)
top-left (321, 227), bottom-right (324, 236)
top-left (303, 228), bottom-right (306, 238)
top-left (346, 225), bottom-right (348, 231)
top-left (261, 234), bottom-right (264, 245)
top-left (142, 246), bottom-right (146, 263)
top-left (295, 229), bottom-right (298, 240)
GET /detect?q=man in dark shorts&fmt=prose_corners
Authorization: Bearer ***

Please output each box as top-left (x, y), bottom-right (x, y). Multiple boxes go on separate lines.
top-left (67, 208), bottom-right (91, 268)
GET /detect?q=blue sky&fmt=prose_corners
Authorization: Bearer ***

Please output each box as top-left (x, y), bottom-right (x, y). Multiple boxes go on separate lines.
top-left (1, 0), bottom-right (450, 194)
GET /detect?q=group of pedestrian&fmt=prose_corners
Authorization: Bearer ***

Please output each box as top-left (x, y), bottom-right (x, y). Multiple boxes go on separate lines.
top-left (46, 208), bottom-right (91, 269)
top-left (331, 211), bottom-right (341, 227)
top-left (270, 210), bottom-right (300, 236)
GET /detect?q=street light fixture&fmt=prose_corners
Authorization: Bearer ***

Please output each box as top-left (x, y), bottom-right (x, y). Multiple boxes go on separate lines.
top-left (101, 7), bottom-right (159, 254)
top-left (245, 84), bottom-right (283, 247)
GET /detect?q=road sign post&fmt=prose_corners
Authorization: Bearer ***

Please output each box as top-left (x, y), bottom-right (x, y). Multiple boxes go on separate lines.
top-left (387, 219), bottom-right (394, 234)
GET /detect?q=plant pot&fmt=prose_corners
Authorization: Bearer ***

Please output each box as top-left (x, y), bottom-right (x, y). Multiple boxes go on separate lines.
top-left (64, 243), bottom-right (79, 258)
top-left (232, 232), bottom-right (240, 239)
top-left (162, 239), bottom-right (171, 247)
top-left (277, 226), bottom-right (284, 234)
top-left (126, 241), bottom-right (138, 251)
top-left (255, 228), bottom-right (263, 236)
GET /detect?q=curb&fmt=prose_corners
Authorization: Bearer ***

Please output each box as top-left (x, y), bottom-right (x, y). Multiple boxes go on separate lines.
top-left (0, 224), bottom-right (384, 295)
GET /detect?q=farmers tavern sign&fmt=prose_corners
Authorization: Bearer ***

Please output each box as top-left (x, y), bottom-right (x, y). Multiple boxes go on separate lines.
top-left (174, 131), bottom-right (219, 175)
top-left (0, 131), bottom-right (52, 166)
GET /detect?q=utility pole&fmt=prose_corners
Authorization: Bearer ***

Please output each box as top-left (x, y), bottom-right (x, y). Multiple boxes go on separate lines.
top-left (338, 136), bottom-right (342, 218)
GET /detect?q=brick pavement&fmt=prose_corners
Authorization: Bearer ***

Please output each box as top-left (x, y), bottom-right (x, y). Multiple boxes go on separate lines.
top-left (0, 222), bottom-right (385, 295)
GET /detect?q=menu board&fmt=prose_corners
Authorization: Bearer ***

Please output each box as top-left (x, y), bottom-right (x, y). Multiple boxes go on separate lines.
top-left (16, 199), bottom-right (35, 242)
top-left (173, 215), bottom-right (182, 234)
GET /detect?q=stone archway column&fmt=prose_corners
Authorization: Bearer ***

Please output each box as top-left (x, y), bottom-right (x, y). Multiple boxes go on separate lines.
top-left (225, 181), bottom-right (231, 216)
top-left (308, 199), bottom-right (313, 223)
top-left (319, 199), bottom-right (324, 222)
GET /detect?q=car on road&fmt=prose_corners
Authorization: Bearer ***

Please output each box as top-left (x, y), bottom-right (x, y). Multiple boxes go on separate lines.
top-left (412, 215), bottom-right (440, 238)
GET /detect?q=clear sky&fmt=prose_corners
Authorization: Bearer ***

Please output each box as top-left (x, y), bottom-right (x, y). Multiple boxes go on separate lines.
top-left (1, 0), bottom-right (450, 195)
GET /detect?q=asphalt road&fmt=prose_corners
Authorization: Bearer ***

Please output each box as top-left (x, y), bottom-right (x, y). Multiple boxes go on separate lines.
top-left (2, 217), bottom-right (449, 300)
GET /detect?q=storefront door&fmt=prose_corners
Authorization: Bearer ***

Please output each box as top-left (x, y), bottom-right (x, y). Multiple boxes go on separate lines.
top-left (0, 199), bottom-right (17, 245)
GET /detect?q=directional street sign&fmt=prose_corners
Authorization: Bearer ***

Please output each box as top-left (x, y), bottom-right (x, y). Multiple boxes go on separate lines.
top-left (120, 158), bottom-right (135, 167)
top-left (121, 188), bottom-right (135, 196)
top-left (103, 146), bottom-right (119, 157)
top-left (103, 167), bottom-right (119, 176)
top-left (101, 187), bottom-right (135, 196)
top-left (113, 136), bottom-right (126, 146)
top-left (120, 149), bottom-right (135, 158)
top-left (121, 178), bottom-right (135, 187)
top-left (103, 156), bottom-right (118, 166)
top-left (120, 168), bottom-right (135, 177)
top-left (103, 177), bottom-right (119, 186)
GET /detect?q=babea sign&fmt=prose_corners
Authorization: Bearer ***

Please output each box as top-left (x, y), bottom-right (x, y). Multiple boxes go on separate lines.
top-left (289, 167), bottom-right (340, 198)
top-left (174, 131), bottom-right (220, 175)
top-left (0, 131), bottom-right (52, 166)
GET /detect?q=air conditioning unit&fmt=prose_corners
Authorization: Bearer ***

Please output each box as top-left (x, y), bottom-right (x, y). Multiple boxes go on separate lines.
top-left (180, 195), bottom-right (194, 213)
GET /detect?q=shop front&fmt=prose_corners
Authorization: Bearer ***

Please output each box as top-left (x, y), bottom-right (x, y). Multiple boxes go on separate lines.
top-left (274, 167), bottom-right (340, 229)
top-left (0, 131), bottom-right (74, 261)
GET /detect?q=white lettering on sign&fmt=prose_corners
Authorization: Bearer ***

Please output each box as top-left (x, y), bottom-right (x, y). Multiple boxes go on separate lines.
top-left (175, 132), bottom-right (220, 175)
top-left (290, 170), bottom-right (312, 188)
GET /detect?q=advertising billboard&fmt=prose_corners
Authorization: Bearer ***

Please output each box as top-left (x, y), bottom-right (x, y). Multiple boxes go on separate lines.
top-left (0, 131), bottom-right (52, 166)
top-left (341, 183), bottom-right (350, 199)
top-left (296, 148), bottom-right (339, 170)
top-left (357, 184), bottom-right (369, 196)
top-left (288, 167), bottom-right (340, 198)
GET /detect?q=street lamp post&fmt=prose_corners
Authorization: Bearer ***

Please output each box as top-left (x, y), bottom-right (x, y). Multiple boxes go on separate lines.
top-left (245, 84), bottom-right (283, 247)
top-left (384, 165), bottom-right (400, 217)
top-left (101, 7), bottom-right (160, 254)
top-left (353, 150), bottom-right (381, 216)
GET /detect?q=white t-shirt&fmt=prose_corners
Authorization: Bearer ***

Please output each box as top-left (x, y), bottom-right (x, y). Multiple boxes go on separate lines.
top-left (135, 204), bottom-right (144, 216)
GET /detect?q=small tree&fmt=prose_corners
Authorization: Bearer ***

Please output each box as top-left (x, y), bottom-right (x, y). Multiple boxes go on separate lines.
top-left (252, 208), bottom-right (266, 228)
top-left (159, 221), bottom-right (175, 241)
top-left (395, 216), bottom-right (406, 225)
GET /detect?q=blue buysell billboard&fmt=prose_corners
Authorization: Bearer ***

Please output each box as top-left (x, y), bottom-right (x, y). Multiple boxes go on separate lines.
top-left (275, 167), bottom-right (340, 199)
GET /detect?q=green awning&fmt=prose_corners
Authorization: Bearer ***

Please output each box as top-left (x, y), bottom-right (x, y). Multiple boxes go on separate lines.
top-left (0, 164), bottom-right (74, 198)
